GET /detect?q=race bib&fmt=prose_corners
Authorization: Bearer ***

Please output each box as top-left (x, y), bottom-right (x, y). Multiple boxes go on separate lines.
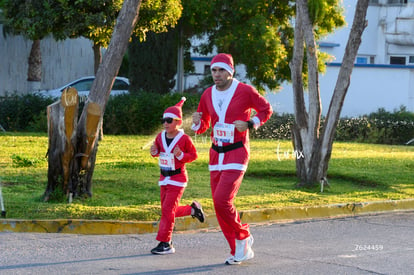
top-left (213, 122), bottom-right (235, 143)
top-left (159, 152), bottom-right (175, 171)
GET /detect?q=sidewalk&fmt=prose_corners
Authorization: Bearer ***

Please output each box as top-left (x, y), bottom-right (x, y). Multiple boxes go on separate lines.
top-left (1, 198), bottom-right (414, 235)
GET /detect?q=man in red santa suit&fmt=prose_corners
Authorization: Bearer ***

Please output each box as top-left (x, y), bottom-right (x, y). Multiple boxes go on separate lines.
top-left (150, 97), bottom-right (205, 255)
top-left (192, 53), bottom-right (273, 265)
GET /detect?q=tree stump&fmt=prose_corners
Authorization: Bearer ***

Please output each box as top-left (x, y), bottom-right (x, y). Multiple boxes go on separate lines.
top-left (43, 88), bottom-right (102, 202)
top-left (44, 88), bottom-right (78, 201)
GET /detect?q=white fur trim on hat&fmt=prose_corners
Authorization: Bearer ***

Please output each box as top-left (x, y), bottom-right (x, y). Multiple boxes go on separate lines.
top-left (163, 112), bottom-right (180, 119)
top-left (211, 62), bottom-right (234, 75)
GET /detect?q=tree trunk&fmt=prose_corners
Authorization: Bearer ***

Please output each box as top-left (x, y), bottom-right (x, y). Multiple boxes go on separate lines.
top-left (92, 43), bottom-right (105, 139)
top-left (43, 0), bottom-right (143, 202)
top-left (93, 43), bottom-right (102, 75)
top-left (318, 0), bottom-right (369, 178)
top-left (27, 39), bottom-right (42, 91)
top-left (291, 0), bottom-right (369, 187)
top-left (71, 102), bottom-right (101, 199)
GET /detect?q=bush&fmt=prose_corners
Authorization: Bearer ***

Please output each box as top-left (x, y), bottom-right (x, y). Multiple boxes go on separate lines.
top-left (251, 107), bottom-right (414, 145)
top-left (0, 93), bottom-right (54, 132)
top-left (250, 113), bottom-right (295, 140)
top-left (336, 106), bottom-right (414, 144)
top-left (103, 92), bottom-right (201, 135)
top-left (103, 92), bottom-right (162, 135)
top-left (0, 92), bottom-right (200, 135)
top-left (2, 92), bottom-right (412, 145)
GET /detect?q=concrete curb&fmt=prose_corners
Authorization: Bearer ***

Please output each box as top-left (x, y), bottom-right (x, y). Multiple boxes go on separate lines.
top-left (1, 199), bottom-right (414, 235)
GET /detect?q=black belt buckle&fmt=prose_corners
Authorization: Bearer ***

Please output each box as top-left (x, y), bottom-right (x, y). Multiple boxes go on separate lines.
top-left (161, 168), bottom-right (181, 177)
top-left (212, 141), bottom-right (243, 153)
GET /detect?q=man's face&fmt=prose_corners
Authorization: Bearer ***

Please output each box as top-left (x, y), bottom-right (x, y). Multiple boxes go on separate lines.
top-left (211, 67), bottom-right (232, 90)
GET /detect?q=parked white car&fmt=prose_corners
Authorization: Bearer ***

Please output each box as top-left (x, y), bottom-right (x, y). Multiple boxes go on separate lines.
top-left (37, 76), bottom-right (130, 100)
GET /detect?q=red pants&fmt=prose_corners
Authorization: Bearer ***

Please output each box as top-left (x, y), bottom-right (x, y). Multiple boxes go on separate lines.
top-left (156, 185), bottom-right (192, 243)
top-left (211, 170), bottom-right (250, 255)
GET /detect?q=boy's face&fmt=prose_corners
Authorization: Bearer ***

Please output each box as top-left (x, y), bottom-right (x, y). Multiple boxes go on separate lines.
top-left (162, 117), bottom-right (181, 134)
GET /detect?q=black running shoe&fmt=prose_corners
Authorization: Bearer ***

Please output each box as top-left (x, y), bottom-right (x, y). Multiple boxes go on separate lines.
top-left (151, 241), bottom-right (175, 255)
top-left (191, 200), bottom-right (205, 223)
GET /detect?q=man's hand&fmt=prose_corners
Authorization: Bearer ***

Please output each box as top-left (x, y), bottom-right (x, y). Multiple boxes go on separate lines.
top-left (233, 120), bottom-right (249, 132)
top-left (173, 146), bottom-right (183, 158)
top-left (150, 142), bottom-right (158, 155)
top-left (192, 112), bottom-right (202, 125)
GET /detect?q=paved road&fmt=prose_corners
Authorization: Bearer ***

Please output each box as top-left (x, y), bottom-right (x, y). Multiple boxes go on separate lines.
top-left (1, 211), bottom-right (413, 275)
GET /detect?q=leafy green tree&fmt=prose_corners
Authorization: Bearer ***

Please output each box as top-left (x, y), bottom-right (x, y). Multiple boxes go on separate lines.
top-left (180, 0), bottom-right (344, 92)
top-left (50, 0), bottom-right (124, 74)
top-left (53, 0), bottom-right (182, 73)
top-left (127, 19), bottom-right (195, 94)
top-left (0, 1), bottom-right (5, 21)
top-left (129, 27), bottom-right (178, 94)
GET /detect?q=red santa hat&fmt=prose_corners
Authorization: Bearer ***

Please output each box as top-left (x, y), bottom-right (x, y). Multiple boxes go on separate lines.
top-left (163, 97), bottom-right (186, 120)
top-left (210, 53), bottom-right (234, 76)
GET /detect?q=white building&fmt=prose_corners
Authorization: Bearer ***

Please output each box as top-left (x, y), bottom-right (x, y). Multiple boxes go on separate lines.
top-left (186, 0), bottom-right (414, 117)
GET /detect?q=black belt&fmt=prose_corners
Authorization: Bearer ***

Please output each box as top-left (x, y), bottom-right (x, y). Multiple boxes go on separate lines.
top-left (212, 141), bottom-right (243, 153)
top-left (161, 168), bottom-right (182, 177)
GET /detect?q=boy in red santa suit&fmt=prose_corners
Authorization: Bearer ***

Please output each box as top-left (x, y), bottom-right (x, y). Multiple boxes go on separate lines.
top-left (192, 53), bottom-right (273, 264)
top-left (150, 97), bottom-right (205, 255)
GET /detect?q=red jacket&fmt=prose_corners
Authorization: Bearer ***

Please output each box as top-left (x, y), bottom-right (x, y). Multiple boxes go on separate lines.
top-left (152, 130), bottom-right (197, 187)
top-left (194, 79), bottom-right (272, 171)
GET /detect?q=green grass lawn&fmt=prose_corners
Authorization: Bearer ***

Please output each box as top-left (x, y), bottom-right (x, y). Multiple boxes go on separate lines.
top-left (0, 132), bottom-right (413, 221)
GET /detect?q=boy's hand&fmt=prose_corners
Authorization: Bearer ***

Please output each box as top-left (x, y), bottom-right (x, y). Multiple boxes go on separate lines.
top-left (173, 146), bottom-right (182, 158)
top-left (150, 142), bottom-right (158, 155)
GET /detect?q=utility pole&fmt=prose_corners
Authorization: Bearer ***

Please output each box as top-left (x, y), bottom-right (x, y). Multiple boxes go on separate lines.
top-left (176, 25), bottom-right (184, 93)
top-left (176, 44), bottom-right (184, 93)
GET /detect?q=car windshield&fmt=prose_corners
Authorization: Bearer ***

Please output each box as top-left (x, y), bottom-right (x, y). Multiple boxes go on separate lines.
top-left (67, 78), bottom-right (128, 92)
top-left (69, 79), bottom-right (93, 92)
top-left (113, 79), bottom-right (129, 90)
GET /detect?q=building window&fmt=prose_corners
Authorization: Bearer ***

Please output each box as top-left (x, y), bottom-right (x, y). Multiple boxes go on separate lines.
top-left (356, 56), bottom-right (375, 64)
top-left (388, 0), bottom-right (407, 4)
top-left (204, 65), bottom-right (210, 75)
top-left (390, 56), bottom-right (406, 65)
top-left (409, 56), bottom-right (414, 64)
top-left (356, 57), bottom-right (368, 64)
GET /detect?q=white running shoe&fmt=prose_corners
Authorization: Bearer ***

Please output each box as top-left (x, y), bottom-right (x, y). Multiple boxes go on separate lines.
top-left (225, 255), bottom-right (241, 265)
top-left (244, 247), bottom-right (255, 261)
top-left (234, 235), bottom-right (254, 262)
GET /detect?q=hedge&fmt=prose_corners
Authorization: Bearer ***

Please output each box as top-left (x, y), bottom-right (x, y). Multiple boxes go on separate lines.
top-left (1, 93), bottom-right (413, 145)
